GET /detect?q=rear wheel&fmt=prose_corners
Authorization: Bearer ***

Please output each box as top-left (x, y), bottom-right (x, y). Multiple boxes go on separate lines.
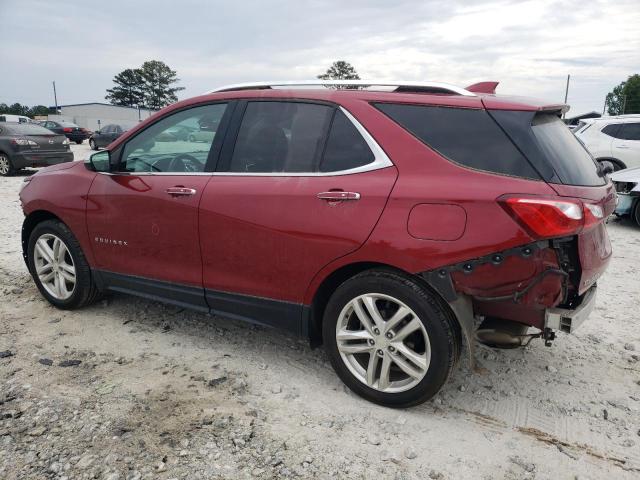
top-left (0, 153), bottom-right (14, 176)
top-left (323, 270), bottom-right (459, 407)
top-left (633, 200), bottom-right (640, 227)
top-left (27, 220), bottom-right (100, 309)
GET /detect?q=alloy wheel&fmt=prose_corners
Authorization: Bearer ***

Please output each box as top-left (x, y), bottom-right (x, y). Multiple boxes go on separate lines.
top-left (336, 293), bottom-right (430, 393)
top-left (0, 155), bottom-right (9, 175)
top-left (33, 233), bottom-right (76, 300)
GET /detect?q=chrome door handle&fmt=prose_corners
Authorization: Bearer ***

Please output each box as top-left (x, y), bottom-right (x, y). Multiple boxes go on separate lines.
top-left (166, 187), bottom-right (197, 196)
top-left (317, 191), bottom-right (361, 201)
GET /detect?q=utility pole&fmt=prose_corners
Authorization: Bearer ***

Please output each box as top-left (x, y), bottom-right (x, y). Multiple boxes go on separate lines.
top-left (562, 74), bottom-right (570, 119)
top-left (52, 81), bottom-right (58, 112)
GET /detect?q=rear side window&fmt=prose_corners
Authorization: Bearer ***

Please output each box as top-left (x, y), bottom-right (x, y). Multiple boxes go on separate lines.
top-left (601, 124), bottom-right (622, 138)
top-left (320, 110), bottom-right (374, 172)
top-left (618, 123), bottom-right (640, 140)
top-left (230, 101), bottom-right (333, 173)
top-left (374, 103), bottom-right (541, 180)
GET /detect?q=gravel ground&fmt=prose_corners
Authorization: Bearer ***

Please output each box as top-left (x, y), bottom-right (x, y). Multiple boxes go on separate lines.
top-left (1, 145), bottom-right (639, 479)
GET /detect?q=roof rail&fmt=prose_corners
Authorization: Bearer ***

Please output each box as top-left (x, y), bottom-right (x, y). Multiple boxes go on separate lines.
top-left (207, 80), bottom-right (476, 96)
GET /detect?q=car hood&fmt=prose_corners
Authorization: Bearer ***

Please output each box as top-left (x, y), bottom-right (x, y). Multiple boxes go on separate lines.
top-left (35, 161), bottom-right (81, 176)
top-left (611, 166), bottom-right (640, 183)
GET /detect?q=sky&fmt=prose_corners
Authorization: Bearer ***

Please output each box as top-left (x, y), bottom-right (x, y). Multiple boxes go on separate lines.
top-left (0, 0), bottom-right (638, 117)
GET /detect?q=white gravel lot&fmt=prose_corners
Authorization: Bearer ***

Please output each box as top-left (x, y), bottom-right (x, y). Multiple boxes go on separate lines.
top-left (1, 144), bottom-right (639, 479)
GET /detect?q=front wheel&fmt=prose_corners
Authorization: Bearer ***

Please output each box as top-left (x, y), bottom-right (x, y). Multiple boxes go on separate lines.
top-left (633, 200), bottom-right (640, 227)
top-left (89, 138), bottom-right (97, 150)
top-left (27, 220), bottom-right (101, 309)
top-left (323, 270), bottom-right (459, 408)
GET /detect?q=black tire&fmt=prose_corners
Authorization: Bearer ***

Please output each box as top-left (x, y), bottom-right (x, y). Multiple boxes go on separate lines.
top-left (633, 200), bottom-right (640, 227)
top-left (0, 152), bottom-right (15, 177)
top-left (89, 138), bottom-right (97, 150)
top-left (27, 220), bottom-right (101, 309)
top-left (323, 269), bottom-right (459, 408)
top-left (75, 139), bottom-right (84, 145)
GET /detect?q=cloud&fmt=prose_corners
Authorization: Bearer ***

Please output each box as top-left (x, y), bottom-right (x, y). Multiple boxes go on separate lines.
top-left (0, 0), bottom-right (638, 114)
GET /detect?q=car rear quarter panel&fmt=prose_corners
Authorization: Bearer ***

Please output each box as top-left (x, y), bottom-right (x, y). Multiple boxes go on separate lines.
top-left (304, 100), bottom-right (561, 305)
top-left (20, 162), bottom-right (97, 266)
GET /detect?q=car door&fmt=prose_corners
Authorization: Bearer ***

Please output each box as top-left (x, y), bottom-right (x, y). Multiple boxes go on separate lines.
top-left (96, 125), bottom-right (110, 147)
top-left (86, 102), bottom-right (233, 310)
top-left (198, 100), bottom-right (398, 331)
top-left (612, 122), bottom-right (640, 168)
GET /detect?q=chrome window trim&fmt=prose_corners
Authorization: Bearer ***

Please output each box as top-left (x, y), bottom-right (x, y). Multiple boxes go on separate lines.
top-left (99, 106), bottom-right (394, 177)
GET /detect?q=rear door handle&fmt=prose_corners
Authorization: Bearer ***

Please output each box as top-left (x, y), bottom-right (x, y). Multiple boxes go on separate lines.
top-left (166, 187), bottom-right (197, 196)
top-left (317, 191), bottom-right (361, 201)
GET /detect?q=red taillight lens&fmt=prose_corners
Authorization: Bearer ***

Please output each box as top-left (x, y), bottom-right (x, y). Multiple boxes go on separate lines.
top-left (63, 127), bottom-right (72, 132)
top-left (501, 197), bottom-right (582, 237)
top-left (499, 195), bottom-right (608, 239)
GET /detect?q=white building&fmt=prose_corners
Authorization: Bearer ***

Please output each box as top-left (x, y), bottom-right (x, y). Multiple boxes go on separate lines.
top-left (48, 103), bottom-right (157, 131)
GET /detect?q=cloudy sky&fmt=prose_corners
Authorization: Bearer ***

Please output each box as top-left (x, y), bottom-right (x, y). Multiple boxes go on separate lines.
top-left (1, 0), bottom-right (638, 116)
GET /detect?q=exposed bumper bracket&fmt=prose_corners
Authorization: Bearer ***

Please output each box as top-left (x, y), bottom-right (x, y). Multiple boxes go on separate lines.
top-left (545, 286), bottom-right (597, 334)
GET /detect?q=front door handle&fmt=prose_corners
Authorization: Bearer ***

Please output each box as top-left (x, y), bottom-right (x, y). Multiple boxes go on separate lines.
top-left (317, 191), bottom-right (361, 201)
top-left (166, 187), bottom-right (197, 196)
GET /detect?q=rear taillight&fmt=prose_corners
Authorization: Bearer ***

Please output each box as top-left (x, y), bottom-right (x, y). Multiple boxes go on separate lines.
top-left (63, 127), bottom-right (73, 132)
top-left (11, 138), bottom-right (37, 147)
top-left (499, 195), bottom-right (604, 239)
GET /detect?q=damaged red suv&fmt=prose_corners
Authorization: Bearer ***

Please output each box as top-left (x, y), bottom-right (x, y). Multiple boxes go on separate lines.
top-left (20, 80), bottom-right (615, 407)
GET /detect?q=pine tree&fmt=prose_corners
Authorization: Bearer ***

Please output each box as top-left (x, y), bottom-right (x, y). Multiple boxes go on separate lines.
top-left (105, 68), bottom-right (145, 108)
top-left (139, 60), bottom-right (185, 110)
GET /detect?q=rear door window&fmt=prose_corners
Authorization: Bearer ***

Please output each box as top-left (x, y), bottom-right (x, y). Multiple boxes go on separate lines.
top-left (320, 110), bottom-right (374, 172)
top-left (601, 124), bottom-right (622, 138)
top-left (374, 103), bottom-right (541, 180)
top-left (228, 101), bottom-right (333, 173)
top-left (618, 123), bottom-right (640, 140)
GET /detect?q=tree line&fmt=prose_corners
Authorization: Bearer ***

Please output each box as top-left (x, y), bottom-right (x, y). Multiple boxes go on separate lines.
top-left (0, 103), bottom-right (50, 117)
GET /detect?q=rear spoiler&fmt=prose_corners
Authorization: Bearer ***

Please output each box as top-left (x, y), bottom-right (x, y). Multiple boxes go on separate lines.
top-left (466, 81), bottom-right (499, 94)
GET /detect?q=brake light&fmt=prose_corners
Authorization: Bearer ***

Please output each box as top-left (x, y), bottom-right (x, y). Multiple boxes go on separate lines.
top-left (499, 195), bottom-right (605, 238)
top-left (63, 127), bottom-right (73, 132)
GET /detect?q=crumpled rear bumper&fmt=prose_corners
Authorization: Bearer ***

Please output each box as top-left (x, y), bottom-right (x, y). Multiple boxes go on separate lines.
top-left (544, 285), bottom-right (597, 334)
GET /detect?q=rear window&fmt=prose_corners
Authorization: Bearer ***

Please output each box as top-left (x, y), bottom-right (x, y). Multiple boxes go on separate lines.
top-left (374, 103), bottom-right (541, 180)
top-left (601, 124), bottom-right (621, 138)
top-left (3, 124), bottom-right (57, 135)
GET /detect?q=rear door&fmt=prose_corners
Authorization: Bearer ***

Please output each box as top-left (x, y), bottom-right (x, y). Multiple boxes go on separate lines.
top-left (611, 122), bottom-right (640, 168)
top-left (86, 102), bottom-right (233, 310)
top-left (198, 100), bottom-right (397, 331)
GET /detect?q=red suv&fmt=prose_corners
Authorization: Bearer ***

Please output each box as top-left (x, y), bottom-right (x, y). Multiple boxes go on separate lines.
top-left (19, 80), bottom-right (615, 407)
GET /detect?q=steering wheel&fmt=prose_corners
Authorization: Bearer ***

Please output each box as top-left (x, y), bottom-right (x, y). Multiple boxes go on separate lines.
top-left (169, 153), bottom-right (202, 173)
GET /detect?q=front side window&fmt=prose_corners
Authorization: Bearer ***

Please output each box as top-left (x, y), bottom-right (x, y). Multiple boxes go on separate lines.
top-left (120, 103), bottom-right (227, 173)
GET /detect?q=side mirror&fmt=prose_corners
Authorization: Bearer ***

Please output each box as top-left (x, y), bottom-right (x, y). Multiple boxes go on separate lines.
top-left (599, 160), bottom-right (615, 176)
top-left (86, 150), bottom-right (111, 172)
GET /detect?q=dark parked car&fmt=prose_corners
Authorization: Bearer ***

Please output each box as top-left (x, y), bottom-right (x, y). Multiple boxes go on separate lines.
top-left (0, 122), bottom-right (72, 176)
top-left (19, 80), bottom-right (614, 407)
top-left (39, 120), bottom-right (89, 144)
top-left (89, 124), bottom-right (128, 150)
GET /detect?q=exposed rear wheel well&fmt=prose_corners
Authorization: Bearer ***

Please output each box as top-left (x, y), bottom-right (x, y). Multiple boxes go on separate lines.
top-left (596, 157), bottom-right (626, 171)
top-left (308, 262), bottom-right (461, 350)
top-left (22, 210), bottom-right (63, 265)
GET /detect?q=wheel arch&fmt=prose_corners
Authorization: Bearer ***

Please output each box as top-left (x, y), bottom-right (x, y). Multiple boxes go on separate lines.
top-left (22, 210), bottom-right (64, 266)
top-left (595, 156), bottom-right (626, 171)
top-left (306, 261), bottom-right (462, 350)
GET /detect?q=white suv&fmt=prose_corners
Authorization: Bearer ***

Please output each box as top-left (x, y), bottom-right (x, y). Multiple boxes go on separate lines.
top-left (574, 115), bottom-right (640, 171)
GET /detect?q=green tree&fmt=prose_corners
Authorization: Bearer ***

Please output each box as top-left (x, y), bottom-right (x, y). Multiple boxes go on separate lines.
top-left (317, 60), bottom-right (361, 81)
top-left (28, 105), bottom-right (50, 117)
top-left (139, 60), bottom-right (185, 110)
top-left (105, 68), bottom-right (145, 108)
top-left (606, 74), bottom-right (640, 115)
